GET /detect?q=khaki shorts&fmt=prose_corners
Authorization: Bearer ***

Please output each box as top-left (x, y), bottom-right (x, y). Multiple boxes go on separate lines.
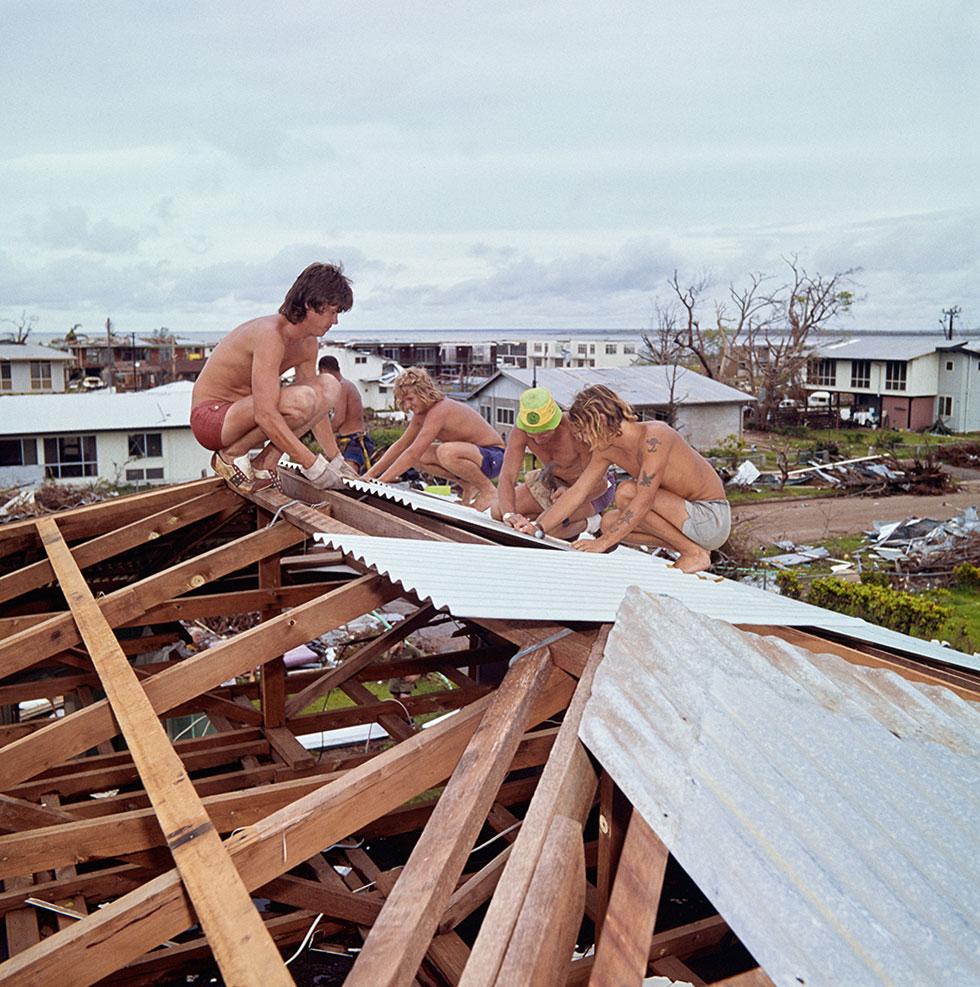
top-left (681, 499), bottom-right (731, 550)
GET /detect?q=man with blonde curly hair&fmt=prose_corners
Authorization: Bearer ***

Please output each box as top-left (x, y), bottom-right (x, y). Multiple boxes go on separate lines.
top-left (365, 367), bottom-right (505, 510)
top-left (531, 384), bottom-right (729, 572)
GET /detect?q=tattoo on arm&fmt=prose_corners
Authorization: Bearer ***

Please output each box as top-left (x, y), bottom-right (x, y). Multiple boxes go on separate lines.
top-left (645, 437), bottom-right (661, 454)
top-left (611, 508), bottom-right (636, 531)
top-left (638, 471), bottom-right (655, 487)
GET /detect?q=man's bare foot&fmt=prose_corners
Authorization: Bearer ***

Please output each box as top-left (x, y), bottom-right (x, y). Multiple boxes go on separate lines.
top-left (673, 548), bottom-right (712, 573)
top-left (469, 490), bottom-right (494, 512)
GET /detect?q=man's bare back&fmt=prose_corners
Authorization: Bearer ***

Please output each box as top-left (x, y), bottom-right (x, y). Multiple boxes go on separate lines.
top-left (333, 378), bottom-right (366, 435)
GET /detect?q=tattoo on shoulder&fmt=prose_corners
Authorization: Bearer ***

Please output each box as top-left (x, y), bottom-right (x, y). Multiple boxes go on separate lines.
top-left (645, 436), bottom-right (660, 454)
top-left (638, 471), bottom-right (655, 487)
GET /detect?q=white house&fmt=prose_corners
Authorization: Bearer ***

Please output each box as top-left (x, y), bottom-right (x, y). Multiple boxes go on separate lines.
top-left (0, 381), bottom-right (211, 488)
top-left (805, 336), bottom-right (980, 432)
top-left (318, 344), bottom-right (403, 410)
top-left (0, 343), bottom-right (75, 394)
top-left (466, 367), bottom-right (754, 450)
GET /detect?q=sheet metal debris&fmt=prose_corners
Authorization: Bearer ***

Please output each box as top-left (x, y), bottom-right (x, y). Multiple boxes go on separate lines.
top-left (580, 588), bottom-right (980, 987)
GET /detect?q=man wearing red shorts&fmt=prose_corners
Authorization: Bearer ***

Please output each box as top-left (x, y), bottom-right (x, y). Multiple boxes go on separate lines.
top-left (190, 262), bottom-right (355, 492)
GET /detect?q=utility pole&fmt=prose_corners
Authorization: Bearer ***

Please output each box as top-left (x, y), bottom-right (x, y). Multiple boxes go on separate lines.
top-left (941, 306), bottom-right (961, 340)
top-left (105, 317), bottom-right (114, 388)
top-left (131, 331), bottom-right (138, 391)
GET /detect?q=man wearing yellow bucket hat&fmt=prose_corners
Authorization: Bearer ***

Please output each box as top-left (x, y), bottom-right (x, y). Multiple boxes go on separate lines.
top-left (492, 387), bottom-right (616, 539)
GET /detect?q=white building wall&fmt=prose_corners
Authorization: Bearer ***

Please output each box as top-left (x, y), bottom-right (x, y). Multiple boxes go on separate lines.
top-left (319, 344), bottom-right (399, 410)
top-left (1, 359), bottom-right (71, 394)
top-left (673, 404), bottom-right (743, 449)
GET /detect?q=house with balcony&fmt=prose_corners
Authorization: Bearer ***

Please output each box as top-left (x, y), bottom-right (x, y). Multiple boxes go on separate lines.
top-left (804, 336), bottom-right (980, 432)
top-left (0, 343), bottom-right (75, 394)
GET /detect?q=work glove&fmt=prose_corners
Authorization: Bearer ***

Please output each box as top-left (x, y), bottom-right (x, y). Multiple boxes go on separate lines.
top-left (300, 454), bottom-right (347, 490)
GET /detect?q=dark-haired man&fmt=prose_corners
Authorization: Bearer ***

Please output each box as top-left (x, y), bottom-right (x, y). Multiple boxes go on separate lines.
top-left (316, 353), bottom-right (375, 473)
top-left (190, 263), bottom-right (354, 491)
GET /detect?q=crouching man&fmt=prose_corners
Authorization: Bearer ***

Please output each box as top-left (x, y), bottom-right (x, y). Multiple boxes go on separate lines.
top-left (532, 385), bottom-right (730, 572)
top-left (365, 367), bottom-right (505, 511)
top-left (190, 262), bottom-right (355, 492)
top-left (493, 387), bottom-right (615, 539)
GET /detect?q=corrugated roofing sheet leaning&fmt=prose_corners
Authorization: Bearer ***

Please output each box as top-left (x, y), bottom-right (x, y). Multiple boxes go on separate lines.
top-left (311, 533), bottom-right (980, 672)
top-left (579, 588), bottom-right (980, 987)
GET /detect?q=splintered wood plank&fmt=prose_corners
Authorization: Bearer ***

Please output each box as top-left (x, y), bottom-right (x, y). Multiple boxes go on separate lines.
top-left (0, 520), bottom-right (306, 681)
top-left (594, 772), bottom-right (632, 941)
top-left (345, 641), bottom-right (556, 987)
top-left (285, 603), bottom-right (437, 717)
top-left (0, 666), bottom-right (575, 987)
top-left (0, 487), bottom-right (241, 607)
top-left (34, 517), bottom-right (293, 987)
top-left (588, 812), bottom-right (669, 987)
top-left (494, 813), bottom-right (586, 987)
top-left (459, 628), bottom-right (607, 987)
top-left (0, 574), bottom-right (394, 790)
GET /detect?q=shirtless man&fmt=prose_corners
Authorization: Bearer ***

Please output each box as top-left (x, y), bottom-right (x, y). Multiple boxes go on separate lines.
top-left (190, 263), bottom-right (353, 492)
top-left (532, 385), bottom-right (729, 572)
top-left (316, 353), bottom-right (375, 473)
top-left (364, 367), bottom-right (505, 511)
top-left (492, 387), bottom-right (615, 539)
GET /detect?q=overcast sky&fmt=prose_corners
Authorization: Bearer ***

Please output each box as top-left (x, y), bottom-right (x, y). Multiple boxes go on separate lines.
top-left (1, 1), bottom-right (977, 337)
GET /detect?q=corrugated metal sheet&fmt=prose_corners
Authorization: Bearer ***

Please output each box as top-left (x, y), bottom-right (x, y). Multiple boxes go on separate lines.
top-left (0, 382), bottom-right (192, 435)
top-left (579, 588), bottom-right (980, 987)
top-left (311, 533), bottom-right (980, 671)
top-left (814, 335), bottom-right (946, 361)
top-left (343, 478), bottom-right (571, 548)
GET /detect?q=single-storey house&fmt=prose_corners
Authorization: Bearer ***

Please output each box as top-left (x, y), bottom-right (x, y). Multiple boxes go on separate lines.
top-left (805, 336), bottom-right (980, 432)
top-left (0, 381), bottom-right (211, 488)
top-left (0, 343), bottom-right (75, 394)
top-left (466, 367), bottom-right (754, 449)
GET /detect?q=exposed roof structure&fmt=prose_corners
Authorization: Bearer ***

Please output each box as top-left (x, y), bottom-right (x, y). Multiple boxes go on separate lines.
top-left (0, 477), bottom-right (975, 986)
top-left (0, 381), bottom-right (193, 435)
top-left (468, 366), bottom-right (755, 406)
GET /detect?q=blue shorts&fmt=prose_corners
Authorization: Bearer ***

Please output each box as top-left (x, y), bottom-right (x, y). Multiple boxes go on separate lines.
top-left (479, 445), bottom-right (505, 479)
top-left (337, 432), bottom-right (375, 471)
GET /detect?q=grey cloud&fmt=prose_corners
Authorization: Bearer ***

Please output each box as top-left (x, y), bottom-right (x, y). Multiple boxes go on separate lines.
top-left (25, 206), bottom-right (141, 254)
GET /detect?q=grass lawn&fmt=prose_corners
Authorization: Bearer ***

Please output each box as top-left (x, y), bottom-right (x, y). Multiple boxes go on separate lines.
top-left (934, 585), bottom-right (980, 653)
top-left (298, 669), bottom-right (457, 722)
top-left (727, 486), bottom-right (836, 506)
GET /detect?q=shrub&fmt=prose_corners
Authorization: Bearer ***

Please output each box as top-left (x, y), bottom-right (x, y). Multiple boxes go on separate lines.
top-left (859, 570), bottom-right (892, 588)
top-left (775, 570), bottom-right (804, 600)
top-left (369, 426), bottom-right (406, 450)
top-left (807, 577), bottom-right (951, 639)
top-left (954, 562), bottom-right (980, 589)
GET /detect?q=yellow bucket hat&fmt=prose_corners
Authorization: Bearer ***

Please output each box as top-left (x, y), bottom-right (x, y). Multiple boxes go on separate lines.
top-left (517, 387), bottom-right (562, 433)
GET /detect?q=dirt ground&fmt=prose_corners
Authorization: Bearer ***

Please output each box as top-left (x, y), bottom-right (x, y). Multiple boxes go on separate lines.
top-left (731, 479), bottom-right (980, 549)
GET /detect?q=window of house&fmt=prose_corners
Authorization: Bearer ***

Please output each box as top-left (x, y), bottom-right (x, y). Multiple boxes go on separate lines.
top-left (938, 396), bottom-right (953, 417)
top-left (533, 342), bottom-right (543, 353)
top-left (30, 362), bottom-right (52, 390)
top-left (43, 435), bottom-right (97, 478)
top-left (577, 344), bottom-right (587, 355)
top-left (0, 437), bottom-right (38, 466)
top-left (589, 344), bottom-right (595, 354)
top-left (354, 355), bottom-right (367, 364)
top-left (0, 362), bottom-right (11, 391)
top-left (127, 432), bottom-right (163, 458)
top-left (885, 361), bottom-right (907, 391)
top-left (480, 405), bottom-right (492, 423)
top-left (808, 359), bottom-right (836, 387)
top-left (623, 344), bottom-right (635, 355)
top-left (126, 466), bottom-right (165, 483)
top-left (496, 407), bottom-right (515, 425)
top-left (850, 360), bottom-right (871, 388)
top-left (605, 344), bottom-right (618, 355)
top-left (945, 360), bottom-right (954, 371)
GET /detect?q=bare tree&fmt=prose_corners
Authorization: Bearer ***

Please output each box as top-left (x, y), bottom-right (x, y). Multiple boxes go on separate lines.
top-left (0, 311), bottom-right (37, 344)
top-left (650, 258), bottom-right (857, 428)
top-left (638, 299), bottom-right (689, 427)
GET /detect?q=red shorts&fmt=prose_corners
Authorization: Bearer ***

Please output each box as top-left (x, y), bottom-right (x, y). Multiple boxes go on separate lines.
top-left (190, 401), bottom-right (233, 451)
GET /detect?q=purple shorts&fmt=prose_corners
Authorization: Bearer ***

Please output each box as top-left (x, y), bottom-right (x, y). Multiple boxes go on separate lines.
top-left (590, 472), bottom-right (617, 514)
top-left (190, 401), bottom-right (233, 451)
top-left (479, 445), bottom-right (505, 479)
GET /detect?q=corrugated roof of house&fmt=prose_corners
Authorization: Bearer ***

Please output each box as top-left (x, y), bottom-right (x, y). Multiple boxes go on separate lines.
top-left (813, 336), bottom-right (958, 361)
top-left (0, 343), bottom-right (73, 362)
top-left (469, 366), bottom-right (755, 406)
top-left (580, 588), bottom-right (980, 987)
top-left (0, 382), bottom-right (193, 435)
